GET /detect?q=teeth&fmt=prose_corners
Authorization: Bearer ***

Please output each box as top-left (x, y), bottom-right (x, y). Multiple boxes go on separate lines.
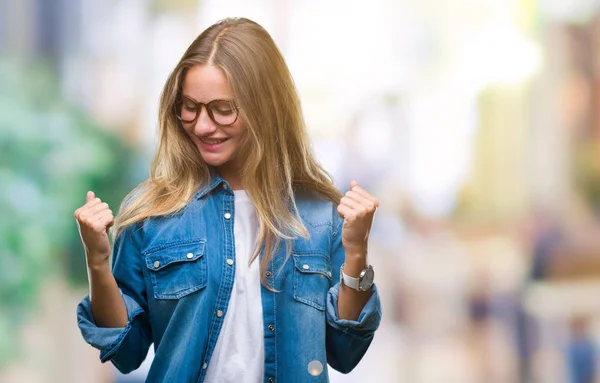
top-left (202, 138), bottom-right (227, 145)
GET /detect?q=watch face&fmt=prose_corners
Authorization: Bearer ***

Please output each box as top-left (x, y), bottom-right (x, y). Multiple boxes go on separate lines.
top-left (359, 266), bottom-right (374, 291)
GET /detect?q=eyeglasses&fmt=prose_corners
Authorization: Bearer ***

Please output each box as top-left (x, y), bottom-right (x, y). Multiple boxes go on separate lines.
top-left (175, 96), bottom-right (239, 126)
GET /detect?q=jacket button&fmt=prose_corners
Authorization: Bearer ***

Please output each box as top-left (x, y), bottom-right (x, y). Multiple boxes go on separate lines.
top-left (265, 270), bottom-right (272, 278)
top-left (202, 363), bottom-right (207, 369)
top-left (302, 264), bottom-right (310, 270)
top-left (153, 261), bottom-right (160, 268)
top-left (268, 378), bottom-right (274, 383)
top-left (224, 212), bottom-right (232, 219)
top-left (268, 324), bottom-right (275, 332)
top-left (216, 310), bottom-right (223, 318)
top-left (226, 259), bottom-right (234, 266)
top-left (186, 253), bottom-right (194, 259)
top-left (308, 360), bottom-right (324, 376)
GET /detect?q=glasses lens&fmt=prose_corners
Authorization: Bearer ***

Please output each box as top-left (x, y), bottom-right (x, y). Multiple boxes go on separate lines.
top-left (178, 98), bottom-right (198, 123)
top-left (208, 100), bottom-right (237, 125)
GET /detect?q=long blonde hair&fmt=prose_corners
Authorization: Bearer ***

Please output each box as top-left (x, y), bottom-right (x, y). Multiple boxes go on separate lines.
top-left (113, 17), bottom-right (342, 286)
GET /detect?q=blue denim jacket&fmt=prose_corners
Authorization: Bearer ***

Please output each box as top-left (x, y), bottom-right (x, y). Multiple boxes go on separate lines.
top-left (77, 174), bottom-right (382, 383)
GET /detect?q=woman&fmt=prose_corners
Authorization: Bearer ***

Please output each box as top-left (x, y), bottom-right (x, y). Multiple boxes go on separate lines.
top-left (75, 17), bottom-right (381, 383)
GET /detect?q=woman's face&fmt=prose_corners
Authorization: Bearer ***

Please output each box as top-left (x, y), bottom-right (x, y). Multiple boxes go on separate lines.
top-left (179, 64), bottom-right (244, 177)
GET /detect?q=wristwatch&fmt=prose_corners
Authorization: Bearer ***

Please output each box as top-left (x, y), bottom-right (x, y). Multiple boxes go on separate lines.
top-left (340, 264), bottom-right (374, 291)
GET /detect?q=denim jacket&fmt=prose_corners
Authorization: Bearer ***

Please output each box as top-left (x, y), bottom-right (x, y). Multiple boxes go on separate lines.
top-left (76, 174), bottom-right (382, 383)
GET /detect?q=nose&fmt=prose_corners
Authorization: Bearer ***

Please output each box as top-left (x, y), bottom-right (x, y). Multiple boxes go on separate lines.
top-left (193, 106), bottom-right (217, 135)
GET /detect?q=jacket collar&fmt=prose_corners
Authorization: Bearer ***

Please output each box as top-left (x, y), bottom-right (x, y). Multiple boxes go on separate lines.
top-left (192, 170), bottom-right (228, 200)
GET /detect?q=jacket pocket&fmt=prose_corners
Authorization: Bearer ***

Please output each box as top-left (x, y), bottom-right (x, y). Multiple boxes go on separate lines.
top-left (292, 252), bottom-right (332, 311)
top-left (144, 239), bottom-right (207, 299)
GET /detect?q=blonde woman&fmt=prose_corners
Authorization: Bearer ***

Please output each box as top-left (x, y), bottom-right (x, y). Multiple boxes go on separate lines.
top-left (75, 18), bottom-right (381, 383)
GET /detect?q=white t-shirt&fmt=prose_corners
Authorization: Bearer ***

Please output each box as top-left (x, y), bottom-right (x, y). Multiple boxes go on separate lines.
top-left (204, 190), bottom-right (264, 382)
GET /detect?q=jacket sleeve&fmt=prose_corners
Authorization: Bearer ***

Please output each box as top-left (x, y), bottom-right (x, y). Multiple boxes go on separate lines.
top-left (76, 222), bottom-right (153, 373)
top-left (325, 212), bottom-right (382, 373)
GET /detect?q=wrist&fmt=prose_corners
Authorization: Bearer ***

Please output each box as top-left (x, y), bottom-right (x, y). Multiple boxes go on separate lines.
top-left (342, 256), bottom-right (367, 278)
top-left (343, 242), bottom-right (367, 258)
top-left (340, 262), bottom-right (375, 292)
top-left (86, 258), bottom-right (112, 274)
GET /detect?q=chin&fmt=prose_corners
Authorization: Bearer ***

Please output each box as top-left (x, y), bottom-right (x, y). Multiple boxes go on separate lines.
top-left (200, 154), bottom-right (229, 168)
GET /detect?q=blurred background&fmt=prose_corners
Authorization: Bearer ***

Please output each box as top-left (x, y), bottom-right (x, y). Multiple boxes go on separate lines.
top-left (2, 0), bottom-right (600, 382)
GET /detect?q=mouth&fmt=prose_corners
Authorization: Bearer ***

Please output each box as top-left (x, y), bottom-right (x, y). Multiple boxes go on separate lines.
top-left (199, 137), bottom-right (229, 145)
top-left (197, 136), bottom-right (230, 153)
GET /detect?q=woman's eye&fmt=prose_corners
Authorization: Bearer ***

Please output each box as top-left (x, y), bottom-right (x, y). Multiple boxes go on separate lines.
top-left (209, 100), bottom-right (235, 114)
top-left (184, 104), bottom-right (197, 112)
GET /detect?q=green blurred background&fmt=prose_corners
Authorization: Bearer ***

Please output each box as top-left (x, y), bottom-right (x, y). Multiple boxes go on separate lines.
top-left (2, 1), bottom-right (600, 382)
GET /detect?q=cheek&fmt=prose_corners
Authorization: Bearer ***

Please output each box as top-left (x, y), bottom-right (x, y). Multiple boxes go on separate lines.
top-left (229, 121), bottom-right (245, 140)
top-left (181, 122), bottom-right (193, 134)
top-left (228, 130), bottom-right (244, 149)
top-left (181, 125), bottom-right (197, 140)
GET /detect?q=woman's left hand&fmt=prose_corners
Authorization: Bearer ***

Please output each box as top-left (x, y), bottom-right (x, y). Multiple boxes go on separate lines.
top-left (337, 181), bottom-right (379, 256)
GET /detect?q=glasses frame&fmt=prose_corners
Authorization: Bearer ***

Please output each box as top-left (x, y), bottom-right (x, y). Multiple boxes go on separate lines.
top-left (174, 96), bottom-right (239, 127)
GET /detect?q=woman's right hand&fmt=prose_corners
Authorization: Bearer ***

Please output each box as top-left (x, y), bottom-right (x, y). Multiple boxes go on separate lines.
top-left (74, 191), bottom-right (115, 268)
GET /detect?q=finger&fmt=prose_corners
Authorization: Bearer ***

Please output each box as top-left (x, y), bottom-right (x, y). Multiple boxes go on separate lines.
top-left (349, 184), bottom-right (379, 208)
top-left (337, 204), bottom-right (356, 220)
top-left (344, 190), bottom-right (377, 211)
top-left (93, 208), bottom-right (113, 221)
top-left (76, 198), bottom-right (101, 218)
top-left (94, 211), bottom-right (115, 227)
top-left (76, 201), bottom-right (107, 222)
top-left (340, 195), bottom-right (367, 214)
top-left (86, 212), bottom-right (113, 232)
top-left (349, 182), bottom-right (373, 200)
top-left (350, 180), bottom-right (359, 189)
top-left (84, 197), bottom-right (103, 209)
top-left (337, 202), bottom-right (344, 219)
top-left (86, 191), bottom-right (95, 203)
top-left (87, 202), bottom-right (110, 216)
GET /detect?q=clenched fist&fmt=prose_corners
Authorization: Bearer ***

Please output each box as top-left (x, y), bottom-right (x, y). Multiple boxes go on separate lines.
top-left (337, 181), bottom-right (379, 256)
top-left (74, 191), bottom-right (115, 268)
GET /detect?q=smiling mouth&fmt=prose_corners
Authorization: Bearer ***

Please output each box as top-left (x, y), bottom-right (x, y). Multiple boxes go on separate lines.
top-left (199, 137), bottom-right (229, 145)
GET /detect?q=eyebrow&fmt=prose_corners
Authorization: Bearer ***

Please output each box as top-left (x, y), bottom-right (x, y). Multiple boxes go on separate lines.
top-left (181, 94), bottom-right (234, 103)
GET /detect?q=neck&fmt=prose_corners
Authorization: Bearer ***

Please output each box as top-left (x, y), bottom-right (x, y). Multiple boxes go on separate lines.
top-left (215, 164), bottom-right (243, 190)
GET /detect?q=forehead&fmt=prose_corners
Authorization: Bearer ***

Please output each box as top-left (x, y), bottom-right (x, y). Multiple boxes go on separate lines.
top-left (182, 64), bottom-right (233, 101)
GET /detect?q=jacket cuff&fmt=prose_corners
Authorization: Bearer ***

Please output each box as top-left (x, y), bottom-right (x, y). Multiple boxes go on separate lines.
top-left (326, 283), bottom-right (382, 339)
top-left (76, 291), bottom-right (144, 362)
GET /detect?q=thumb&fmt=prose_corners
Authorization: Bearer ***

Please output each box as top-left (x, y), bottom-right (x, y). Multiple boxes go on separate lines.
top-left (86, 191), bottom-right (95, 203)
top-left (350, 180), bottom-right (359, 190)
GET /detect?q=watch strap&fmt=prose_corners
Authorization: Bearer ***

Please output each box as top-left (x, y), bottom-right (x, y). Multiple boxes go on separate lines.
top-left (340, 264), bottom-right (361, 290)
